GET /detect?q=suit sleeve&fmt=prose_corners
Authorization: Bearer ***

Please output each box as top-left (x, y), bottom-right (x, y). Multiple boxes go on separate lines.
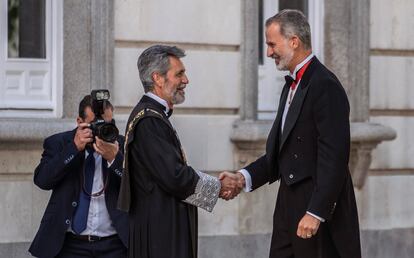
top-left (244, 154), bottom-right (271, 190)
top-left (108, 135), bottom-right (125, 178)
top-left (131, 117), bottom-right (200, 200)
top-left (243, 85), bottom-right (288, 191)
top-left (33, 135), bottom-right (80, 190)
top-left (307, 78), bottom-right (350, 220)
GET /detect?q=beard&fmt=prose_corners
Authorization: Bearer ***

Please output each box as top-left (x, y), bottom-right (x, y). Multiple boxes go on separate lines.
top-left (171, 84), bottom-right (186, 105)
top-left (275, 49), bottom-right (294, 71)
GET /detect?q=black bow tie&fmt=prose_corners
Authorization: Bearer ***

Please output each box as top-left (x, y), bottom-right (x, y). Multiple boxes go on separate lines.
top-left (284, 75), bottom-right (295, 86)
top-left (167, 109), bottom-right (173, 118)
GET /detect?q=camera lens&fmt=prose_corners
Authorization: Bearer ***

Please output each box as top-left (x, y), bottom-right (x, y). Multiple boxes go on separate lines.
top-left (98, 123), bottom-right (119, 142)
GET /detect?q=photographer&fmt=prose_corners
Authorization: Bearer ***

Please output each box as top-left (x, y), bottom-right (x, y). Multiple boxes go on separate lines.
top-left (29, 93), bottom-right (128, 258)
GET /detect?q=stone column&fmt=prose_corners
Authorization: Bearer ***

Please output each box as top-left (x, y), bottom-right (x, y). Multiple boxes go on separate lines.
top-left (231, 0), bottom-right (277, 241)
top-left (90, 0), bottom-right (114, 93)
top-left (232, 0), bottom-right (265, 177)
top-left (324, 0), bottom-right (396, 188)
top-left (63, 0), bottom-right (114, 118)
top-left (240, 0), bottom-right (259, 120)
top-left (324, 0), bottom-right (370, 122)
top-left (232, 0), bottom-right (265, 181)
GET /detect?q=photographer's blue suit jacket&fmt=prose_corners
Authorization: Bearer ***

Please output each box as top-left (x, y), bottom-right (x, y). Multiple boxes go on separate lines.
top-left (29, 129), bottom-right (128, 258)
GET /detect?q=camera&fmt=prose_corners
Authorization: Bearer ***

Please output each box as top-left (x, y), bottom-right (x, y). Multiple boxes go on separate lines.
top-left (89, 89), bottom-right (119, 142)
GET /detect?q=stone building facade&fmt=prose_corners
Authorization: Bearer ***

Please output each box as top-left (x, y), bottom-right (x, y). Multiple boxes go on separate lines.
top-left (0, 0), bottom-right (412, 257)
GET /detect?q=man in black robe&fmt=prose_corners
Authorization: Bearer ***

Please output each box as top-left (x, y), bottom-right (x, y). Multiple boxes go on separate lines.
top-left (118, 45), bottom-right (239, 258)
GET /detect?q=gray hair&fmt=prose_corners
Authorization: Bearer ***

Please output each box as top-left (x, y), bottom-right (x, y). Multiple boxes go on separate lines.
top-left (137, 45), bottom-right (186, 92)
top-left (265, 9), bottom-right (312, 50)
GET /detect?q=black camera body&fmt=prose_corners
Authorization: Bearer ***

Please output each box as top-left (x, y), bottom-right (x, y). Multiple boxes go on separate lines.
top-left (89, 89), bottom-right (119, 143)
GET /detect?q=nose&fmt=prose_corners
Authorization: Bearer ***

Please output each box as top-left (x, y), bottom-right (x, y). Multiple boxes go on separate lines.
top-left (266, 46), bottom-right (273, 57)
top-left (182, 74), bottom-right (189, 84)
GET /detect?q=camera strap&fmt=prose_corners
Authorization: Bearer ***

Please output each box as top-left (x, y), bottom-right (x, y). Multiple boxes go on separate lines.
top-left (80, 153), bottom-right (110, 197)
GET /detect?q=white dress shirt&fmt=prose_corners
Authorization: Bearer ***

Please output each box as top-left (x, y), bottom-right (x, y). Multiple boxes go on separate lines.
top-left (69, 152), bottom-right (117, 236)
top-left (145, 92), bottom-right (170, 115)
top-left (239, 53), bottom-right (325, 222)
top-left (281, 53), bottom-right (314, 132)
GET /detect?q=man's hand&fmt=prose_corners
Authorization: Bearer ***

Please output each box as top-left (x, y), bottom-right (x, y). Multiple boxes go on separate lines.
top-left (93, 137), bottom-right (119, 163)
top-left (74, 123), bottom-right (93, 151)
top-left (218, 171), bottom-right (245, 200)
top-left (296, 213), bottom-right (321, 239)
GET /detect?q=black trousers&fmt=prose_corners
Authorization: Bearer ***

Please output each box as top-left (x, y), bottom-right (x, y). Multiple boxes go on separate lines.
top-left (56, 234), bottom-right (127, 258)
top-left (269, 178), bottom-right (340, 258)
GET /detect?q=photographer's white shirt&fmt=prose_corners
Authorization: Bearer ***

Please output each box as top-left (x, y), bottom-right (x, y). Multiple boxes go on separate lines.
top-left (68, 152), bottom-right (117, 237)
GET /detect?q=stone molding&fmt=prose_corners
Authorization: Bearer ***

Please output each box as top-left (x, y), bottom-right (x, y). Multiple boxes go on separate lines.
top-left (349, 122), bottom-right (396, 188)
top-left (231, 120), bottom-right (396, 188)
top-left (230, 120), bottom-right (269, 168)
top-left (0, 118), bottom-right (75, 142)
top-left (0, 118), bottom-right (127, 143)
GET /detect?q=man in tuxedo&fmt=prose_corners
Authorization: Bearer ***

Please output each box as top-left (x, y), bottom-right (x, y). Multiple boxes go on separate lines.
top-left (222, 9), bottom-right (361, 258)
top-left (29, 95), bottom-right (128, 258)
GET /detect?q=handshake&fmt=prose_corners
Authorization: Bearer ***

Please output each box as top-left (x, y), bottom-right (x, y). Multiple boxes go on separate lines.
top-left (218, 171), bottom-right (246, 200)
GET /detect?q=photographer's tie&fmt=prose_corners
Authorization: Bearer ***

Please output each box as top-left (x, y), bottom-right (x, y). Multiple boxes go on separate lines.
top-left (72, 148), bottom-right (95, 234)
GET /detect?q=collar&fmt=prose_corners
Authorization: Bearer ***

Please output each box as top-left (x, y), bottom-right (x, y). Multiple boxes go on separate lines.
top-left (145, 92), bottom-right (171, 116)
top-left (289, 53), bottom-right (314, 81)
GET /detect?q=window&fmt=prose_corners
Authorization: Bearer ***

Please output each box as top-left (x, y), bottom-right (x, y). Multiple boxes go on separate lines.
top-left (8, 0), bottom-right (46, 59)
top-left (279, 0), bottom-right (308, 16)
top-left (258, 0), bottom-right (324, 120)
top-left (0, 0), bottom-right (62, 118)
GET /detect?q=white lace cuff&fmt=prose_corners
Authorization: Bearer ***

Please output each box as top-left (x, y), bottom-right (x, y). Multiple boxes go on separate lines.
top-left (183, 171), bottom-right (220, 212)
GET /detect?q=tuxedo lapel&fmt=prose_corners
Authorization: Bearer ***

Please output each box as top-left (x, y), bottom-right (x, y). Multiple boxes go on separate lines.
top-left (279, 57), bottom-right (318, 152)
top-left (279, 83), bottom-right (310, 151)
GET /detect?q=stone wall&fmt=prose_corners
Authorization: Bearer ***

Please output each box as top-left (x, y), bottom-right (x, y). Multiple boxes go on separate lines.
top-left (1, 0), bottom-right (413, 257)
top-left (357, 1), bottom-right (414, 256)
top-left (113, 0), bottom-right (242, 171)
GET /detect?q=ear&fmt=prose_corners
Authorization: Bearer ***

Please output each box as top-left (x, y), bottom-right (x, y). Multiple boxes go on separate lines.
top-left (291, 35), bottom-right (300, 49)
top-left (152, 72), bottom-right (164, 88)
top-left (76, 117), bottom-right (83, 126)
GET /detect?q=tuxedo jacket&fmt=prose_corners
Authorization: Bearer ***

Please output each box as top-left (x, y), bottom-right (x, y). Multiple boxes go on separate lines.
top-left (29, 129), bottom-right (128, 258)
top-left (245, 57), bottom-right (361, 256)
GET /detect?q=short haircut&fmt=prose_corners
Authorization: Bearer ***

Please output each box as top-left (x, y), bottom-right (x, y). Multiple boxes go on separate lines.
top-left (78, 95), bottom-right (113, 119)
top-left (266, 9), bottom-right (312, 50)
top-left (137, 45), bottom-right (185, 92)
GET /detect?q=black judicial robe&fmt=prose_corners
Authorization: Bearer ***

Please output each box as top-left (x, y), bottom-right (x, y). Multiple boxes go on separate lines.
top-left (118, 95), bottom-right (200, 258)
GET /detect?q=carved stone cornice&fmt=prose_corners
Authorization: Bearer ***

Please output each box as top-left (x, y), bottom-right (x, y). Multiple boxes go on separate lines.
top-left (230, 120), bottom-right (396, 188)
